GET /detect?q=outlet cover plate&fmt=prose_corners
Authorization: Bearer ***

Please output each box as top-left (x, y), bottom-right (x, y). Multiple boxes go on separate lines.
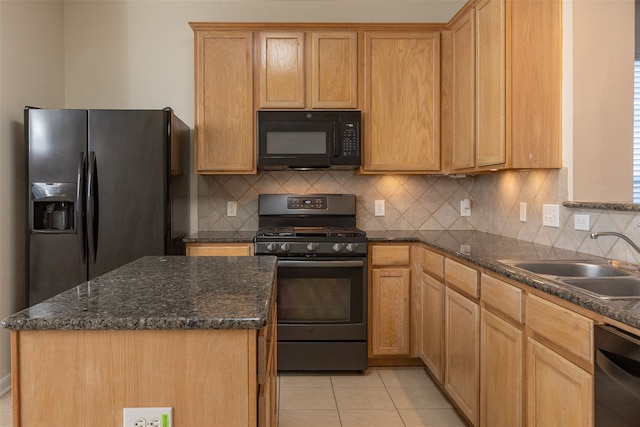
top-left (374, 200), bottom-right (385, 217)
top-left (124, 407), bottom-right (172, 427)
top-left (574, 214), bottom-right (590, 231)
top-left (542, 204), bottom-right (560, 227)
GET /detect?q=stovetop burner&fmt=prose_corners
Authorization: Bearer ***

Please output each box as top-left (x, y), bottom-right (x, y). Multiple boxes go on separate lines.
top-left (256, 226), bottom-right (366, 239)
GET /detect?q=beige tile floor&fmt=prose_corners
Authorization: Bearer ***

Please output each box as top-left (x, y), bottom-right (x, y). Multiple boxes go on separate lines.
top-left (278, 367), bottom-right (468, 427)
top-left (0, 368), bottom-right (467, 427)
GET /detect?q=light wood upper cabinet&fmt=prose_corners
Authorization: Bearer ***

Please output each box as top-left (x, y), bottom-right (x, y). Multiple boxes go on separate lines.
top-left (311, 32), bottom-right (358, 108)
top-left (259, 32), bottom-right (306, 108)
top-left (259, 31), bottom-right (358, 109)
top-left (363, 31), bottom-right (441, 173)
top-left (444, 0), bottom-right (561, 172)
top-left (192, 29), bottom-right (256, 174)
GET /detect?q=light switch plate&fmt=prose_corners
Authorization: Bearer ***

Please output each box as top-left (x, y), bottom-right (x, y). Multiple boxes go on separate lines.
top-left (227, 201), bottom-right (237, 217)
top-left (519, 202), bottom-right (527, 222)
top-left (374, 200), bottom-right (385, 217)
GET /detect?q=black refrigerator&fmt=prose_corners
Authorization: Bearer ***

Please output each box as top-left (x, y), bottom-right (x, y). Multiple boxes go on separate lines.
top-left (26, 107), bottom-right (190, 305)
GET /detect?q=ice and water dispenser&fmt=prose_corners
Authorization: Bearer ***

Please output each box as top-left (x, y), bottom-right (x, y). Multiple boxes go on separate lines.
top-left (31, 182), bottom-right (76, 232)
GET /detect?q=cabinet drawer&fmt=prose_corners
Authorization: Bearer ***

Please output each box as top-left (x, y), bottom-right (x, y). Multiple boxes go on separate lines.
top-left (526, 294), bottom-right (593, 365)
top-left (421, 248), bottom-right (444, 280)
top-left (481, 274), bottom-right (524, 324)
top-left (445, 258), bottom-right (479, 299)
top-left (186, 243), bottom-right (253, 256)
top-left (371, 245), bottom-right (410, 266)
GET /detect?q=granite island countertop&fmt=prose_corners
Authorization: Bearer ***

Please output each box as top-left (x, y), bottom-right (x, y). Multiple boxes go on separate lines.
top-left (1, 255), bottom-right (277, 331)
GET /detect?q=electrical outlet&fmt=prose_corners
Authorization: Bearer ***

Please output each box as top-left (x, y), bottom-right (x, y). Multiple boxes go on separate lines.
top-left (519, 202), bottom-right (527, 222)
top-left (460, 198), bottom-right (471, 217)
top-left (374, 200), bottom-right (385, 217)
top-left (124, 407), bottom-right (172, 427)
top-left (542, 204), bottom-right (560, 227)
top-left (227, 201), bottom-right (237, 217)
top-left (574, 214), bottom-right (590, 231)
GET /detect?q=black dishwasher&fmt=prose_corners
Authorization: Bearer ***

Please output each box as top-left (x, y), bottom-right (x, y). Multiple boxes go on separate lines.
top-left (595, 324), bottom-right (640, 426)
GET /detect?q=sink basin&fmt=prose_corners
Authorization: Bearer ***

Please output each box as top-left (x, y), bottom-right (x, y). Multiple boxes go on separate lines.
top-left (503, 260), bottom-right (630, 278)
top-left (500, 259), bottom-right (640, 299)
top-left (562, 277), bottom-right (640, 299)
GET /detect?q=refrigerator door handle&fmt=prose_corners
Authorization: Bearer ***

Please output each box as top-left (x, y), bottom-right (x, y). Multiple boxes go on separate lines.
top-left (87, 151), bottom-right (97, 264)
top-left (77, 152), bottom-right (86, 264)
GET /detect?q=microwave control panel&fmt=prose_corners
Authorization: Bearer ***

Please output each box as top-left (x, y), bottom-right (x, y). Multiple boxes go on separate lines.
top-left (340, 121), bottom-right (360, 157)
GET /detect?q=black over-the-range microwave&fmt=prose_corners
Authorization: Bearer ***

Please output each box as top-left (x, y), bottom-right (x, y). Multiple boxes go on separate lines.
top-left (257, 110), bottom-right (361, 171)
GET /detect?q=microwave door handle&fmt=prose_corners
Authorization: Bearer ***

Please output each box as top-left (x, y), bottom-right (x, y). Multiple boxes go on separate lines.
top-left (332, 125), bottom-right (339, 158)
top-left (596, 349), bottom-right (640, 398)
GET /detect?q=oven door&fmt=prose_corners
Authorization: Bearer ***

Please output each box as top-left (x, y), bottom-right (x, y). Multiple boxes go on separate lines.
top-left (276, 258), bottom-right (367, 341)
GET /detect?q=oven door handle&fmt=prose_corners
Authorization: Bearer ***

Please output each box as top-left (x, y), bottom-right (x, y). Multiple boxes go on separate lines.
top-left (277, 259), bottom-right (365, 268)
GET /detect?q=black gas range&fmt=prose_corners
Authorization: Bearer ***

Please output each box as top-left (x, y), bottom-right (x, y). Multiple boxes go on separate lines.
top-left (254, 194), bottom-right (368, 371)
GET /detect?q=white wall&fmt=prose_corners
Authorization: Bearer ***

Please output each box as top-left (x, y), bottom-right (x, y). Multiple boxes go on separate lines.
top-left (0, 0), bottom-right (65, 393)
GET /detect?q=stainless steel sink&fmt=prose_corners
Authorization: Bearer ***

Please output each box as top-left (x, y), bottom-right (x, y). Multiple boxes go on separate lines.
top-left (504, 260), bottom-right (630, 278)
top-left (562, 277), bottom-right (640, 299)
top-left (499, 259), bottom-right (640, 299)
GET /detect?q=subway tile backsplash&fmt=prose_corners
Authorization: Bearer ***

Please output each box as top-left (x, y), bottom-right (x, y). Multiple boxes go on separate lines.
top-left (198, 168), bottom-right (640, 265)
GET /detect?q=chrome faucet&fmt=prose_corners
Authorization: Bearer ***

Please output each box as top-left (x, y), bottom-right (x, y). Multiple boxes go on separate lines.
top-left (590, 232), bottom-right (640, 256)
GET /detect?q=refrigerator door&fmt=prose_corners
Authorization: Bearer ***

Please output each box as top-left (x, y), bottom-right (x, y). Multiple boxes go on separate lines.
top-left (27, 109), bottom-right (87, 305)
top-left (87, 110), bottom-right (168, 279)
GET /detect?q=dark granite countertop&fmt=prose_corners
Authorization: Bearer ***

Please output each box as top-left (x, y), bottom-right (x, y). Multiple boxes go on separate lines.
top-left (1, 255), bottom-right (277, 331)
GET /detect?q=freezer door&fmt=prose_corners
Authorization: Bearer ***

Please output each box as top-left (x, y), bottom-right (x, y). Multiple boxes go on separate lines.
top-left (87, 110), bottom-right (168, 279)
top-left (26, 108), bottom-right (88, 305)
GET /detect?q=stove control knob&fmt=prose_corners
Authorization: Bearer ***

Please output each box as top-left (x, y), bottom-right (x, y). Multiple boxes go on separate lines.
top-left (265, 242), bottom-right (277, 252)
top-left (306, 242), bottom-right (318, 252)
top-left (345, 243), bottom-right (358, 253)
top-left (332, 243), bottom-right (344, 253)
top-left (280, 242), bottom-right (291, 252)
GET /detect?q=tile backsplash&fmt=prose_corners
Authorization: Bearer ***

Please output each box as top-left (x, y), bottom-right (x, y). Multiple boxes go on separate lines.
top-left (198, 168), bottom-right (640, 265)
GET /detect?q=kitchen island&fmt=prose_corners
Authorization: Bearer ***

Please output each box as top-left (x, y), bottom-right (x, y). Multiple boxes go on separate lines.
top-left (1, 255), bottom-right (278, 427)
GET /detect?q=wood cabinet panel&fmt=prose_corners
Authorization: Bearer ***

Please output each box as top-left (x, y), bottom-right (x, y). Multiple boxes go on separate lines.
top-left (420, 247), bottom-right (444, 280)
top-left (311, 32), bottom-right (358, 108)
top-left (527, 337), bottom-right (593, 427)
top-left (363, 31), bottom-right (440, 173)
top-left (526, 293), bottom-right (593, 367)
top-left (445, 258), bottom-right (479, 299)
top-left (371, 267), bottom-right (411, 356)
top-left (481, 273), bottom-right (524, 324)
top-left (186, 243), bottom-right (254, 256)
top-left (420, 271), bottom-right (445, 383)
top-left (445, 287), bottom-right (480, 426)
top-left (371, 244), bottom-right (411, 266)
top-left (480, 309), bottom-right (524, 427)
top-left (259, 32), bottom-right (305, 108)
top-left (476, 0), bottom-right (506, 168)
top-left (450, 9), bottom-right (476, 170)
top-left (193, 30), bottom-right (255, 174)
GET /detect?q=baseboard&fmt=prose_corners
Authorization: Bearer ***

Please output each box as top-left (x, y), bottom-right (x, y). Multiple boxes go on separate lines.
top-left (0, 373), bottom-right (10, 396)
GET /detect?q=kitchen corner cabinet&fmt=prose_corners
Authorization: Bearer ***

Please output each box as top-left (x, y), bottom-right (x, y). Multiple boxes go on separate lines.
top-left (258, 31), bottom-right (358, 109)
top-left (362, 31), bottom-right (441, 173)
top-left (186, 242), bottom-right (254, 256)
top-left (444, 0), bottom-right (562, 172)
top-left (192, 28), bottom-right (256, 174)
top-left (369, 244), bottom-right (411, 356)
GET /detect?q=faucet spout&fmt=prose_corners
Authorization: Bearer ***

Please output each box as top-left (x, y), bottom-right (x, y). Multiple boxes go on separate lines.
top-left (590, 231), bottom-right (640, 256)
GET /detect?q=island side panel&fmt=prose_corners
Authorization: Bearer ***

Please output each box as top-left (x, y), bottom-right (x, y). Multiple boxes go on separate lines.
top-left (13, 329), bottom-right (258, 426)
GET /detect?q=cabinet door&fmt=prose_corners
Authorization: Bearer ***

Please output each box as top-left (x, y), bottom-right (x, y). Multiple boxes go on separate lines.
top-left (420, 272), bottom-right (445, 383)
top-left (311, 32), bottom-right (358, 108)
top-left (259, 32), bottom-right (305, 108)
top-left (476, 0), bottom-right (506, 168)
top-left (450, 9), bottom-right (476, 171)
top-left (371, 267), bottom-right (411, 356)
top-left (363, 32), bottom-right (440, 173)
top-left (194, 31), bottom-right (255, 174)
top-left (445, 287), bottom-right (479, 427)
top-left (480, 309), bottom-right (523, 427)
top-left (527, 338), bottom-right (593, 427)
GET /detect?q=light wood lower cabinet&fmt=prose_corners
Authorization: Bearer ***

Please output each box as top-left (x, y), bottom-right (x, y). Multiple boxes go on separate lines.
top-left (445, 287), bottom-right (480, 427)
top-left (420, 271), bottom-right (445, 383)
top-left (526, 337), bottom-right (593, 427)
top-left (369, 244), bottom-right (411, 357)
top-left (186, 243), bottom-right (254, 256)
